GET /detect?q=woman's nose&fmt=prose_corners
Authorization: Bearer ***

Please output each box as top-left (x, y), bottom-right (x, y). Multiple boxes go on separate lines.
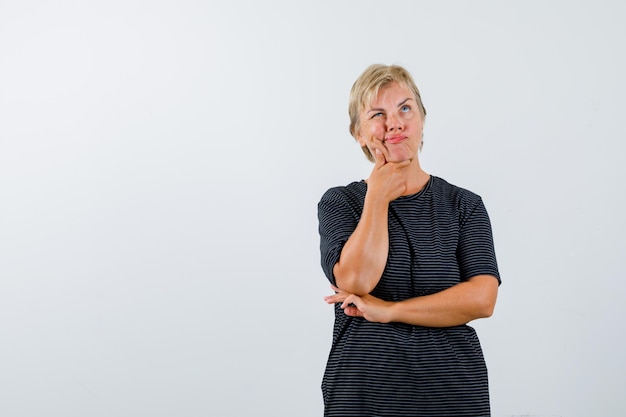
top-left (386, 113), bottom-right (403, 131)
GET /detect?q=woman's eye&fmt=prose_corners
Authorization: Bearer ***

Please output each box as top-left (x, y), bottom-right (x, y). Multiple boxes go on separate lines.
top-left (401, 105), bottom-right (410, 112)
top-left (372, 112), bottom-right (383, 118)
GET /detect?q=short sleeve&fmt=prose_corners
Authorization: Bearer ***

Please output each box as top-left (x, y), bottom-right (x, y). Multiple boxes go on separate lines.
top-left (457, 198), bottom-right (501, 284)
top-left (317, 188), bottom-right (360, 285)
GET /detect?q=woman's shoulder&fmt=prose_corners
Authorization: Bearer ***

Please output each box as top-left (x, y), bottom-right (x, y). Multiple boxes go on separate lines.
top-left (320, 180), bottom-right (366, 201)
top-left (430, 175), bottom-right (484, 208)
top-left (318, 181), bottom-right (368, 214)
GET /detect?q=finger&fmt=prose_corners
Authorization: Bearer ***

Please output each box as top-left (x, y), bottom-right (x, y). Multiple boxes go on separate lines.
top-left (340, 295), bottom-right (352, 309)
top-left (344, 306), bottom-right (364, 318)
top-left (373, 148), bottom-right (386, 167)
top-left (324, 293), bottom-right (348, 304)
top-left (340, 294), bottom-right (360, 309)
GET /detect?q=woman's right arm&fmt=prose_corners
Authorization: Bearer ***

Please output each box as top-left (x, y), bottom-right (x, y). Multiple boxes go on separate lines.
top-left (332, 191), bottom-right (390, 295)
top-left (333, 149), bottom-right (409, 295)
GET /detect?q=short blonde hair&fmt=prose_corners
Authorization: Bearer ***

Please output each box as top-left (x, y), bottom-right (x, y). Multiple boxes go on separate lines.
top-left (348, 64), bottom-right (427, 162)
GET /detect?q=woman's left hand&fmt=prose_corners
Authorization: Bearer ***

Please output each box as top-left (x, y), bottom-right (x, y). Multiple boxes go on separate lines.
top-left (324, 285), bottom-right (394, 323)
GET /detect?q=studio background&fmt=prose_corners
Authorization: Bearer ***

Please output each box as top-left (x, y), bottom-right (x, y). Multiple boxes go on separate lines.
top-left (1, 1), bottom-right (624, 416)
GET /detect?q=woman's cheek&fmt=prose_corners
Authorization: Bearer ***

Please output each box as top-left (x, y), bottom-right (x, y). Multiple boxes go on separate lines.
top-left (369, 124), bottom-right (385, 142)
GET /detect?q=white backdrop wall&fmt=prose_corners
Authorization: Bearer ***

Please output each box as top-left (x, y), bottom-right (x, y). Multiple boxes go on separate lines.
top-left (1, 1), bottom-right (624, 416)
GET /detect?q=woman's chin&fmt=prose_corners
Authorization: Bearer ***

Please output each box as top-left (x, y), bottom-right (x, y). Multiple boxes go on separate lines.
top-left (387, 151), bottom-right (417, 163)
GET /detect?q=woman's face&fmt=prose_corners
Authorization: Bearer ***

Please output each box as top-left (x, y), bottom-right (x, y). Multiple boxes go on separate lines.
top-left (356, 82), bottom-right (423, 163)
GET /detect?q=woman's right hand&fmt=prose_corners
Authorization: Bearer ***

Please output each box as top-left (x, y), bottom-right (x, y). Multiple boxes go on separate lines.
top-left (366, 148), bottom-right (411, 203)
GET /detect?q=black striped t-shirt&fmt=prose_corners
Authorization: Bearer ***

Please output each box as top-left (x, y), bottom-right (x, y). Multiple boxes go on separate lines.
top-left (318, 175), bottom-right (500, 417)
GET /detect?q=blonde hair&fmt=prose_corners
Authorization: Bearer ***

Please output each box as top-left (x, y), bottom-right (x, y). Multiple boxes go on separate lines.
top-left (348, 64), bottom-right (427, 162)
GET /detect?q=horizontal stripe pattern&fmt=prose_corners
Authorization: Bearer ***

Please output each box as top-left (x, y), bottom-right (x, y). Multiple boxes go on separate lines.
top-left (318, 176), bottom-right (500, 416)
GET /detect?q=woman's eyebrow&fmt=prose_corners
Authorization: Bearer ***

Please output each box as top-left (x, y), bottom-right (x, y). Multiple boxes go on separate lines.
top-left (367, 98), bottom-right (413, 114)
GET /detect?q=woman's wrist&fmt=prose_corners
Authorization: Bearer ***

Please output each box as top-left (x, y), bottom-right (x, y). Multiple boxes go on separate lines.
top-left (383, 300), bottom-right (399, 323)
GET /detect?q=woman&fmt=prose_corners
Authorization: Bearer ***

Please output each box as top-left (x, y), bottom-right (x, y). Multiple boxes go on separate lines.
top-left (318, 64), bottom-right (501, 416)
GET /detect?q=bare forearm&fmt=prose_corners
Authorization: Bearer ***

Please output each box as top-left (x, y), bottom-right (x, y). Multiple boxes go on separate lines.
top-left (333, 194), bottom-right (390, 295)
top-left (388, 275), bottom-right (499, 327)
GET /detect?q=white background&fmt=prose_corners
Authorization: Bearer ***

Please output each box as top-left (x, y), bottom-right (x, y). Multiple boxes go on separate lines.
top-left (1, 1), bottom-right (624, 416)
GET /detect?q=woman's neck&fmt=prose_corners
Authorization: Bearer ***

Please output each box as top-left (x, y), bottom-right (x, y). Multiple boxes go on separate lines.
top-left (401, 159), bottom-right (430, 196)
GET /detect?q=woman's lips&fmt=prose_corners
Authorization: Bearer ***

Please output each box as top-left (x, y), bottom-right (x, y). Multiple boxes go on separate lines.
top-left (384, 135), bottom-right (406, 144)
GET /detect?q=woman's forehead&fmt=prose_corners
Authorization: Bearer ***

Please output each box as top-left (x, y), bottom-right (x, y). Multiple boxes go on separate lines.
top-left (362, 82), bottom-right (412, 109)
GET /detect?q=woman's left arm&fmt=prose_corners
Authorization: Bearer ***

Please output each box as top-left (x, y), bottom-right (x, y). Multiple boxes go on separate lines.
top-left (324, 275), bottom-right (498, 327)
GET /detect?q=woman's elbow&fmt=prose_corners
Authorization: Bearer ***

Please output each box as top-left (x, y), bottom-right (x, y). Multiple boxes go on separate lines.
top-left (476, 290), bottom-right (498, 318)
top-left (468, 275), bottom-right (498, 319)
top-left (333, 267), bottom-right (376, 295)
top-left (335, 276), bottom-right (375, 296)
top-left (479, 301), bottom-right (496, 318)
